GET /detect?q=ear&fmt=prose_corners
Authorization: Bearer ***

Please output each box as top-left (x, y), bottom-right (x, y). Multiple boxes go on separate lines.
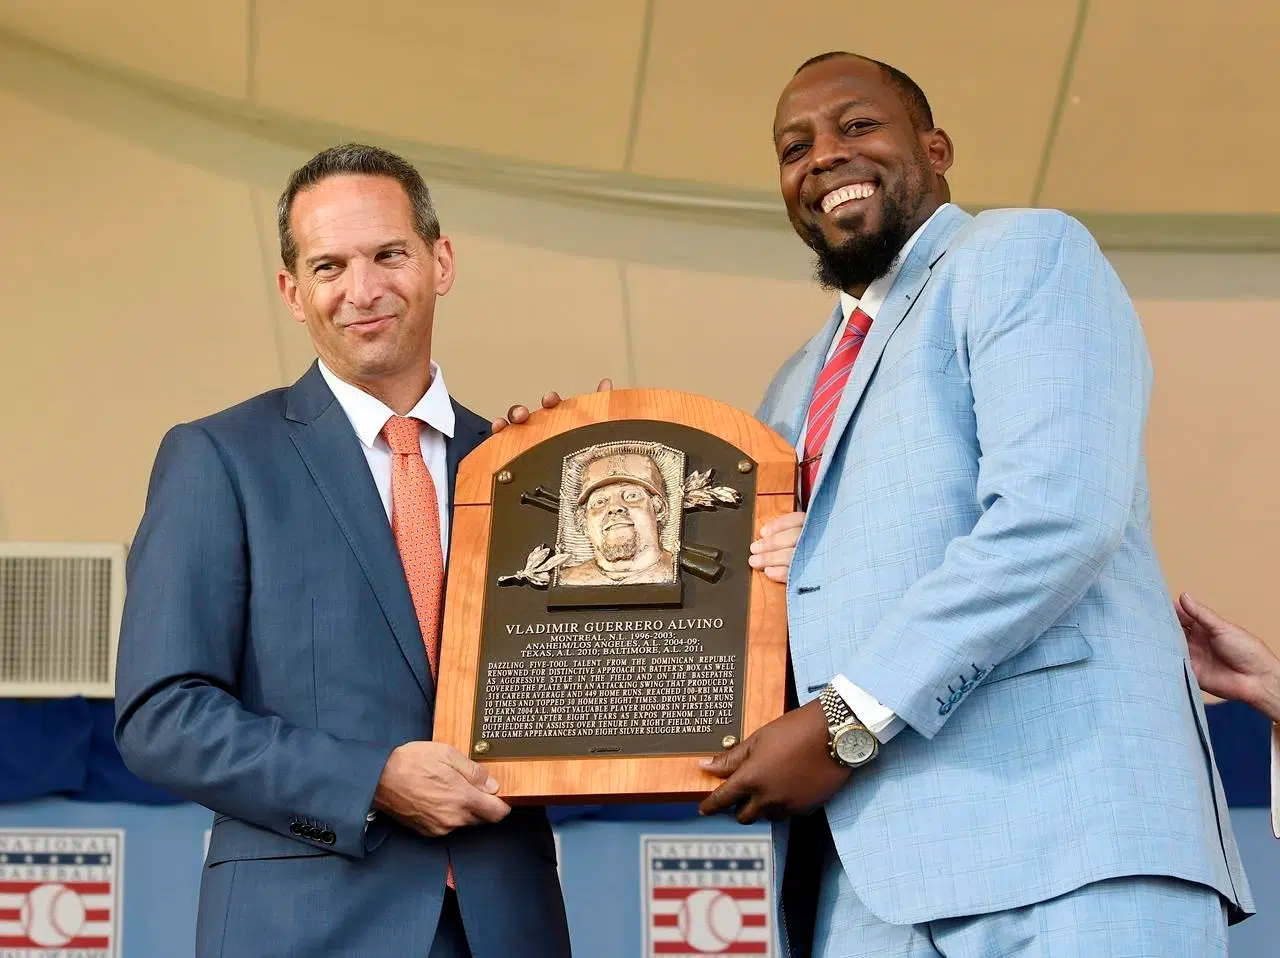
top-left (651, 494), bottom-right (669, 522)
top-left (432, 235), bottom-right (456, 296)
top-left (574, 505), bottom-right (587, 532)
top-left (923, 127), bottom-right (954, 178)
top-left (277, 267), bottom-right (307, 325)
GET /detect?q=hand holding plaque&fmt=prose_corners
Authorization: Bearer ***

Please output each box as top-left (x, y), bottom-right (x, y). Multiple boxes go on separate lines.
top-left (435, 389), bottom-right (793, 803)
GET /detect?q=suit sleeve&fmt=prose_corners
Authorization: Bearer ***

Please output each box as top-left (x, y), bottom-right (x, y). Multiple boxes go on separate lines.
top-left (845, 212), bottom-right (1150, 739)
top-left (114, 424), bottom-right (393, 858)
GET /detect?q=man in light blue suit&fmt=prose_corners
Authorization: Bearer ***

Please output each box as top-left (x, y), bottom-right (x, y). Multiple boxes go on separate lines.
top-left (700, 52), bottom-right (1253, 956)
top-left (114, 145), bottom-right (569, 957)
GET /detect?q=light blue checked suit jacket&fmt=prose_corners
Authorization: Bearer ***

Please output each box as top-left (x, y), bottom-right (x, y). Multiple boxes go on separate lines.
top-left (758, 205), bottom-right (1253, 928)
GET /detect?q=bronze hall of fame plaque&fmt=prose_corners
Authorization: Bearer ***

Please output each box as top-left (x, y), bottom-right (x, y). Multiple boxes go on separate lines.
top-left (435, 389), bottom-right (794, 803)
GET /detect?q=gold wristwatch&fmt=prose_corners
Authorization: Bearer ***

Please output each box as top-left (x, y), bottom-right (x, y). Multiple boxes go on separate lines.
top-left (818, 684), bottom-right (879, 768)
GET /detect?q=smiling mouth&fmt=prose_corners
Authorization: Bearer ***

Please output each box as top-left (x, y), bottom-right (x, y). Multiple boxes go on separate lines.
top-left (604, 519), bottom-right (635, 531)
top-left (345, 315), bottom-right (394, 330)
top-left (820, 182), bottom-right (877, 214)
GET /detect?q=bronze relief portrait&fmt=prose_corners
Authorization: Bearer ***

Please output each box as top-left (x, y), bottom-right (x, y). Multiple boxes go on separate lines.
top-left (555, 443), bottom-right (685, 588)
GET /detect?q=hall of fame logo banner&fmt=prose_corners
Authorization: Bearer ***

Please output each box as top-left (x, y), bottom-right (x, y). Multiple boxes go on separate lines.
top-left (0, 830), bottom-right (123, 958)
top-left (641, 835), bottom-right (774, 956)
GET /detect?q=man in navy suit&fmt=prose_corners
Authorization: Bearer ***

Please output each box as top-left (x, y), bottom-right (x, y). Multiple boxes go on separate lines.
top-left (114, 144), bottom-right (570, 957)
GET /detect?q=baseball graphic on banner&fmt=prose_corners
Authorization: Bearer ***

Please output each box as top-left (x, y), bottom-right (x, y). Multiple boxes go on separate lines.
top-left (20, 883), bottom-right (87, 947)
top-left (678, 887), bottom-right (744, 952)
top-left (0, 828), bottom-right (123, 957)
top-left (642, 834), bottom-right (775, 957)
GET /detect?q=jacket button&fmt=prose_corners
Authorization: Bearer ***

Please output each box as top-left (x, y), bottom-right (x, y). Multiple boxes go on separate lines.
top-left (321, 830), bottom-right (336, 845)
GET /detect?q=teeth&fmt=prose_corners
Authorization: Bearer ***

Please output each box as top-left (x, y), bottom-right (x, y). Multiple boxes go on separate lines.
top-left (821, 183), bottom-right (876, 213)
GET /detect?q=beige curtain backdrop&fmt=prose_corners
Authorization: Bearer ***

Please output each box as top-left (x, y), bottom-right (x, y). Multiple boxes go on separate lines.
top-left (0, 4), bottom-right (1276, 658)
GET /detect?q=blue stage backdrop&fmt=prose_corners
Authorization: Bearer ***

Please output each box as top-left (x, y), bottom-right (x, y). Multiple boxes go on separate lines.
top-left (1, 698), bottom-right (1276, 957)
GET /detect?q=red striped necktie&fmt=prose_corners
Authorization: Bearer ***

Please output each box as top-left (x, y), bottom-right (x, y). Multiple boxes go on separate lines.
top-left (800, 307), bottom-right (872, 506)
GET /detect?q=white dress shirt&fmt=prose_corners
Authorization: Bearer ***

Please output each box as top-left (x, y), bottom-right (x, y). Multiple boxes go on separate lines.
top-left (317, 360), bottom-right (455, 562)
top-left (1272, 722), bottom-right (1279, 838)
top-left (800, 203), bottom-right (952, 745)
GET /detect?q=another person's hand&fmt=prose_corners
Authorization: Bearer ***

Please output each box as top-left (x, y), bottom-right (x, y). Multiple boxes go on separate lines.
top-left (373, 741), bottom-right (510, 837)
top-left (1178, 592), bottom-right (1280, 722)
top-left (697, 699), bottom-right (851, 824)
top-left (749, 511), bottom-right (805, 583)
top-left (491, 378), bottom-right (614, 434)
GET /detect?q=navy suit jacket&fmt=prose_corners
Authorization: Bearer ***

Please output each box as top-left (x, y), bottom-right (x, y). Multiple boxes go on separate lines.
top-left (115, 363), bottom-right (570, 957)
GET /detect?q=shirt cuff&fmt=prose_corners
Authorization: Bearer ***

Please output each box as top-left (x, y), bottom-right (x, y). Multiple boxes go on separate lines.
top-left (832, 674), bottom-right (905, 744)
top-left (1271, 722), bottom-right (1279, 839)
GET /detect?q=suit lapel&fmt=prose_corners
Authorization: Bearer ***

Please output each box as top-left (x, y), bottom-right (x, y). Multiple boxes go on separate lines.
top-left (779, 304), bottom-right (845, 447)
top-left (440, 401), bottom-right (490, 674)
top-left (445, 400), bottom-right (490, 541)
top-left (807, 205), bottom-right (972, 504)
top-left (285, 364), bottom-right (432, 700)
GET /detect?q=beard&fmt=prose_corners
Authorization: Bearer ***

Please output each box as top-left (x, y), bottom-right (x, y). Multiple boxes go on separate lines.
top-left (599, 524), bottom-right (639, 561)
top-left (801, 181), bottom-right (917, 293)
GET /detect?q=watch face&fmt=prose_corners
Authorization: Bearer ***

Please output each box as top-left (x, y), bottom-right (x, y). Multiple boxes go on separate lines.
top-left (834, 727), bottom-right (877, 766)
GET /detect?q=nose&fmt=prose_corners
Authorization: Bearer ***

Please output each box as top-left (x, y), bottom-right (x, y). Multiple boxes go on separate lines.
top-left (809, 127), bottom-right (851, 175)
top-left (345, 258), bottom-right (383, 311)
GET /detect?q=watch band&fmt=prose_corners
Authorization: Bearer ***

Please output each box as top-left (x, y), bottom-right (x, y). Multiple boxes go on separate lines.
top-left (819, 684), bottom-right (855, 730)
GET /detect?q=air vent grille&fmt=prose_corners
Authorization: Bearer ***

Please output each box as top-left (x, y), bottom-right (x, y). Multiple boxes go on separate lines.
top-left (0, 543), bottom-right (125, 698)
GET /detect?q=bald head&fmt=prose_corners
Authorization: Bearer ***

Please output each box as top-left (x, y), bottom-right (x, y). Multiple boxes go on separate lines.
top-left (773, 53), bottom-right (954, 296)
top-left (790, 52), bottom-right (935, 132)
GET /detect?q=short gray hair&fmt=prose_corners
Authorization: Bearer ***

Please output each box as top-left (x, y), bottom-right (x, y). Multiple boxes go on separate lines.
top-left (277, 143), bottom-right (441, 272)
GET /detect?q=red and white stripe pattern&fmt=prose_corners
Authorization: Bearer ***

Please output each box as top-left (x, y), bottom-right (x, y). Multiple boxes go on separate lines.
top-left (0, 830), bottom-right (121, 956)
top-left (644, 836), bottom-right (774, 956)
top-left (800, 307), bottom-right (872, 506)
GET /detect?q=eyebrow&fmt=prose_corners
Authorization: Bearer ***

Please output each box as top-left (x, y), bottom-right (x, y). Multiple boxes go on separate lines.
top-left (774, 98), bottom-right (874, 141)
top-left (303, 239), bottom-right (410, 269)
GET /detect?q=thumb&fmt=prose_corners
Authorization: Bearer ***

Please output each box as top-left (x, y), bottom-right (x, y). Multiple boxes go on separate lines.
top-left (699, 742), bottom-right (748, 779)
top-left (597, 378), bottom-right (614, 392)
top-left (445, 748), bottom-right (500, 793)
top-left (1181, 592), bottom-right (1228, 635)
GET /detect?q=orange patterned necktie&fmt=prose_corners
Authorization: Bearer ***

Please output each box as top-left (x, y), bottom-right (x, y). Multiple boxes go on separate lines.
top-left (382, 415), bottom-right (454, 888)
top-left (382, 415), bottom-right (444, 677)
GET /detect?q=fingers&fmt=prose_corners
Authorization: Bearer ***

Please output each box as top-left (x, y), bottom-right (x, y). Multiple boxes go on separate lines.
top-left (467, 790), bottom-right (512, 825)
top-left (697, 741), bottom-right (753, 816)
top-left (750, 515), bottom-right (804, 578)
top-left (747, 553), bottom-right (793, 583)
top-left (699, 741), bottom-right (748, 779)
top-left (748, 548), bottom-right (797, 569)
top-left (736, 796), bottom-right (765, 826)
top-left (492, 382), bottom-right (610, 433)
top-left (1179, 592), bottom-right (1227, 634)
top-left (1175, 600), bottom-right (1196, 631)
top-left (751, 531), bottom-right (802, 555)
top-left (442, 747), bottom-right (500, 794)
top-left (759, 511), bottom-right (806, 538)
top-left (489, 404), bottom-right (532, 434)
top-left (699, 774), bottom-right (750, 817)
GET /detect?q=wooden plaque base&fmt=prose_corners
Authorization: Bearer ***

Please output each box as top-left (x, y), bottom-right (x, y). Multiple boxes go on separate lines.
top-left (435, 389), bottom-right (795, 803)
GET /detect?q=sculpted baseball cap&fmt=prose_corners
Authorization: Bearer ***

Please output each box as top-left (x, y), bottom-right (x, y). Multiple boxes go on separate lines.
top-left (577, 453), bottom-right (666, 504)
